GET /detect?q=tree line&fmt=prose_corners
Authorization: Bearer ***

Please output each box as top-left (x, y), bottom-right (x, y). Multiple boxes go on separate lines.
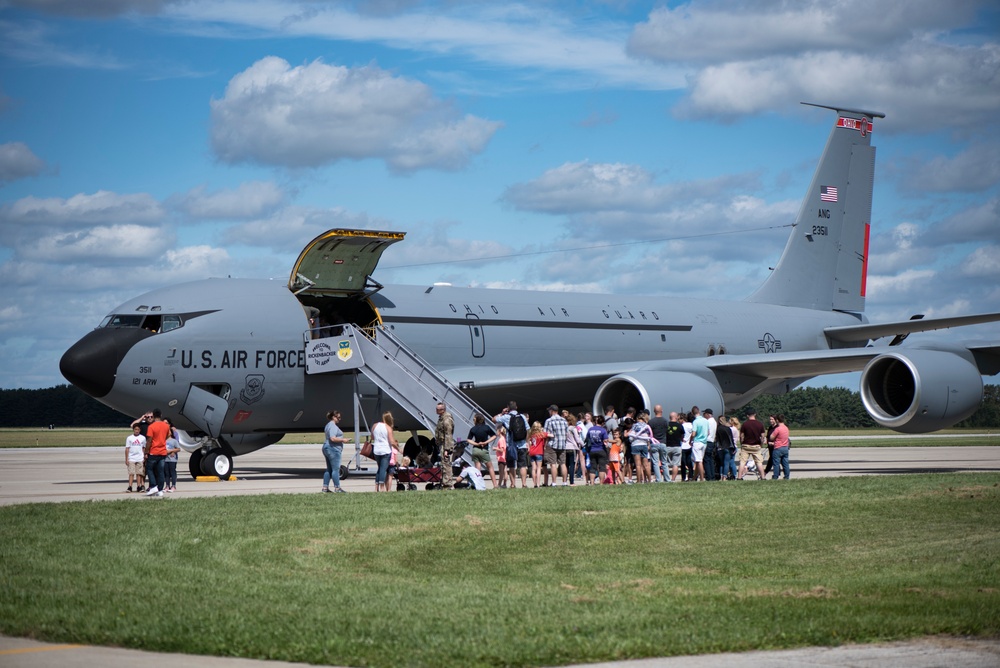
top-left (1, 384), bottom-right (998, 429)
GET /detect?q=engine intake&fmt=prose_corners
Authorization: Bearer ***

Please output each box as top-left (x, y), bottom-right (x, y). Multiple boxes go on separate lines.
top-left (861, 349), bottom-right (983, 433)
top-left (593, 371), bottom-right (724, 418)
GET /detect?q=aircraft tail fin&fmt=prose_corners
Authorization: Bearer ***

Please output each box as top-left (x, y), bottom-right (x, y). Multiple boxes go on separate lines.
top-left (748, 103), bottom-right (884, 313)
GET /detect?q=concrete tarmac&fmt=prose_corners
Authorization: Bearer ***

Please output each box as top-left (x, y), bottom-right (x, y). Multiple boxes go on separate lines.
top-left (1, 441), bottom-right (999, 506)
top-left (2, 442), bottom-right (999, 667)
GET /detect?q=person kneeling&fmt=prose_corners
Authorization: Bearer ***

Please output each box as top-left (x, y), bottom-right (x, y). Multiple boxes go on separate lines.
top-left (455, 460), bottom-right (487, 490)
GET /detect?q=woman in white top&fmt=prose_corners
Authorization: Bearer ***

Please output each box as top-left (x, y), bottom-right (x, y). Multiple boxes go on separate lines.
top-left (371, 411), bottom-right (398, 492)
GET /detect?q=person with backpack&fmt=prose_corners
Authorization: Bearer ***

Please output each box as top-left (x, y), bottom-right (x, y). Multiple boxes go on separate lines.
top-left (495, 401), bottom-right (529, 488)
top-left (586, 415), bottom-right (611, 484)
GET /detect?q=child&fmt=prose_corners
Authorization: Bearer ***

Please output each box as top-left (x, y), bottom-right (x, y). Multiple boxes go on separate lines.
top-left (494, 425), bottom-right (509, 488)
top-left (527, 421), bottom-right (546, 488)
top-left (163, 419), bottom-right (180, 493)
top-left (455, 459), bottom-right (486, 490)
top-left (125, 425), bottom-right (145, 493)
top-left (608, 430), bottom-right (624, 485)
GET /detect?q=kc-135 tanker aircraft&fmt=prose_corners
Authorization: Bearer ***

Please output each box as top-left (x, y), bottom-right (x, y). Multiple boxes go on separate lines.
top-left (61, 104), bottom-right (1000, 479)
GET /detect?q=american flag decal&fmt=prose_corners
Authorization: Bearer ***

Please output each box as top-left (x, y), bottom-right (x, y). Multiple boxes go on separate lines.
top-left (820, 185), bottom-right (838, 202)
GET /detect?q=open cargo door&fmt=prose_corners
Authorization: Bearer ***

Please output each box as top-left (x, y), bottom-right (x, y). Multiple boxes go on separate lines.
top-left (289, 228), bottom-right (405, 297)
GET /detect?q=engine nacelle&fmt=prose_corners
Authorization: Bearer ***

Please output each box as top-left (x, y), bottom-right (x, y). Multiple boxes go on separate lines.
top-left (860, 349), bottom-right (983, 433)
top-left (593, 371), bottom-right (725, 418)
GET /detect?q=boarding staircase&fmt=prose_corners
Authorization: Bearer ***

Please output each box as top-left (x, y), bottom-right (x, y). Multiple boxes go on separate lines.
top-left (305, 323), bottom-right (494, 444)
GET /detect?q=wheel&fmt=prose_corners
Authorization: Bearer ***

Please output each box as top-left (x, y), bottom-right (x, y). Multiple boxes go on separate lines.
top-left (426, 483), bottom-right (437, 491)
top-left (188, 449), bottom-right (203, 479)
top-left (340, 465), bottom-right (349, 480)
top-left (396, 482), bottom-right (405, 491)
top-left (408, 484), bottom-right (417, 491)
top-left (200, 449), bottom-right (233, 479)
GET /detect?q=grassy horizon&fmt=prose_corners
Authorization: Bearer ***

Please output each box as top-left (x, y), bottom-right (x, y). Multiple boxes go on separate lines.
top-left (1, 473), bottom-right (998, 667)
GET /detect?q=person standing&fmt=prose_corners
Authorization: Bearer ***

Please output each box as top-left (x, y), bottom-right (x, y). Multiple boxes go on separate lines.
top-left (628, 412), bottom-right (654, 483)
top-left (144, 409), bottom-right (170, 497)
top-left (647, 405), bottom-right (670, 482)
top-left (321, 410), bottom-right (348, 493)
top-left (467, 414), bottom-right (498, 488)
top-left (703, 408), bottom-right (718, 481)
top-left (680, 412), bottom-right (694, 481)
top-left (125, 425), bottom-right (145, 493)
top-left (737, 408), bottom-right (767, 480)
top-left (372, 411), bottom-right (398, 492)
top-left (665, 412), bottom-right (684, 482)
top-left (543, 404), bottom-right (569, 486)
top-left (495, 402), bottom-right (529, 489)
top-left (435, 402), bottom-right (456, 490)
top-left (585, 415), bottom-right (610, 484)
top-left (163, 419), bottom-right (180, 493)
top-left (715, 415), bottom-right (737, 481)
top-left (690, 406), bottom-right (708, 481)
top-left (770, 414), bottom-right (791, 480)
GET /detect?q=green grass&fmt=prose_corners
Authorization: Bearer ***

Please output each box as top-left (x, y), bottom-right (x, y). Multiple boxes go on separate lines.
top-left (1, 474), bottom-right (999, 666)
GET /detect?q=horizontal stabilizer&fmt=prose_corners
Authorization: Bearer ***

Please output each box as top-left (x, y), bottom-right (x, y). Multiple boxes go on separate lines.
top-left (825, 312), bottom-right (1000, 343)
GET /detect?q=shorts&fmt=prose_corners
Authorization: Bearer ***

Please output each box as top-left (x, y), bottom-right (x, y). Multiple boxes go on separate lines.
top-left (665, 446), bottom-right (682, 468)
top-left (530, 455), bottom-right (544, 463)
top-left (631, 443), bottom-right (649, 459)
top-left (544, 446), bottom-right (566, 467)
top-left (691, 442), bottom-right (706, 463)
top-left (739, 445), bottom-right (765, 469)
top-left (471, 447), bottom-right (491, 465)
top-left (127, 461), bottom-right (144, 476)
top-left (517, 448), bottom-right (528, 469)
top-left (589, 450), bottom-right (608, 473)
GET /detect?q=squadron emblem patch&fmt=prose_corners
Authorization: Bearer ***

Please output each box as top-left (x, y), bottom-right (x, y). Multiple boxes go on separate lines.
top-left (337, 340), bottom-right (353, 362)
top-left (240, 374), bottom-right (265, 404)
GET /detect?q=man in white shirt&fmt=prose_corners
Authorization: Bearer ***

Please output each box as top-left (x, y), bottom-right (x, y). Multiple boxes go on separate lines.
top-left (455, 460), bottom-right (486, 490)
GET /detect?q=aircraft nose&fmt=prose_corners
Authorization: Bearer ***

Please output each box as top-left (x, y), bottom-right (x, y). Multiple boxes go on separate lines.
top-left (60, 328), bottom-right (150, 398)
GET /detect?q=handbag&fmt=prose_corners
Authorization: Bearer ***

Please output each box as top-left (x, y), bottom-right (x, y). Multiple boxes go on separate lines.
top-left (359, 437), bottom-right (374, 459)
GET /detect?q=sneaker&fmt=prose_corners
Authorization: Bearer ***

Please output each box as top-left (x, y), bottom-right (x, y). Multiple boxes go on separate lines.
top-left (155, 491), bottom-right (164, 497)
top-left (333, 488), bottom-right (346, 493)
top-left (145, 486), bottom-right (159, 496)
top-left (167, 487), bottom-right (175, 493)
top-left (137, 486), bottom-right (145, 493)
top-left (125, 487), bottom-right (133, 493)
top-left (321, 487), bottom-right (330, 493)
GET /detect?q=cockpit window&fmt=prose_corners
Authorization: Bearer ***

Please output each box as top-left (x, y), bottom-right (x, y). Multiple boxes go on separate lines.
top-left (99, 313), bottom-right (183, 333)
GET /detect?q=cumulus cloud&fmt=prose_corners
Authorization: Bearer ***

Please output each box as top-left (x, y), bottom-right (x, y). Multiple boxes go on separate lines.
top-left (926, 198), bottom-right (1000, 245)
top-left (17, 224), bottom-right (174, 262)
top-left (1, 190), bottom-right (164, 227)
top-left (210, 57), bottom-right (503, 173)
top-left (221, 205), bottom-right (391, 252)
top-left (0, 142), bottom-right (47, 184)
top-left (900, 144), bottom-right (1000, 194)
top-left (962, 245), bottom-right (1000, 278)
top-left (172, 181), bottom-right (287, 219)
top-left (6, 0), bottom-right (177, 17)
top-left (628, 1), bottom-right (975, 65)
top-left (627, 0), bottom-right (999, 133)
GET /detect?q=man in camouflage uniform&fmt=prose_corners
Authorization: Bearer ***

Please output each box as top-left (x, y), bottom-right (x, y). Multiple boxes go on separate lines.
top-left (435, 402), bottom-right (455, 489)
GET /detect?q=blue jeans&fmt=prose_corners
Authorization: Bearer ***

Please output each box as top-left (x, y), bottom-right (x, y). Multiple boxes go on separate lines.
top-left (650, 443), bottom-right (668, 481)
top-left (164, 460), bottom-right (177, 487)
top-left (720, 449), bottom-right (737, 479)
top-left (322, 445), bottom-right (343, 489)
top-left (772, 447), bottom-right (790, 479)
top-left (704, 442), bottom-right (717, 480)
top-left (374, 453), bottom-right (391, 484)
top-left (145, 455), bottom-right (165, 490)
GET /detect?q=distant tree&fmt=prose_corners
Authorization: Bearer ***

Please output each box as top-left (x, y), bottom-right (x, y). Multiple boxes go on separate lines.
top-left (0, 385), bottom-right (128, 427)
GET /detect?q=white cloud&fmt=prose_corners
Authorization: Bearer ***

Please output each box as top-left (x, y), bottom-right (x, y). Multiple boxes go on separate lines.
top-left (962, 245), bottom-right (1000, 278)
top-left (1, 190), bottom-right (165, 227)
top-left (902, 144), bottom-right (1000, 193)
top-left (18, 224), bottom-right (172, 262)
top-left (173, 181), bottom-right (287, 219)
top-left (0, 142), bottom-right (47, 183)
top-left (210, 57), bottom-right (503, 173)
top-left (628, 1), bottom-right (976, 65)
top-left (222, 205), bottom-right (390, 252)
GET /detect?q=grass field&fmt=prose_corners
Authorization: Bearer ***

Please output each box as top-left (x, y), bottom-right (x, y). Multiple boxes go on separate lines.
top-left (1, 473), bottom-right (998, 667)
top-left (2, 427), bottom-right (997, 449)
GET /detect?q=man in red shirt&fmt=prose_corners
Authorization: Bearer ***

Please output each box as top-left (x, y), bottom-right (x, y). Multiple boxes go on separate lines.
top-left (144, 409), bottom-right (170, 497)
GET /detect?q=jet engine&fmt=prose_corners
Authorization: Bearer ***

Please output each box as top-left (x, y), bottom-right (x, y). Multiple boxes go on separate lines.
top-left (860, 349), bottom-right (983, 433)
top-left (593, 371), bottom-right (725, 417)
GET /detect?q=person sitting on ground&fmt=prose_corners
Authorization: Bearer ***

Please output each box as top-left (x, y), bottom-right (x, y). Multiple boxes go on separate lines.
top-left (455, 459), bottom-right (486, 490)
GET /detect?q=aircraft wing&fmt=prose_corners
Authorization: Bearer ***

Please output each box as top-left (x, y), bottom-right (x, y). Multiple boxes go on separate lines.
top-left (825, 311), bottom-right (1000, 343)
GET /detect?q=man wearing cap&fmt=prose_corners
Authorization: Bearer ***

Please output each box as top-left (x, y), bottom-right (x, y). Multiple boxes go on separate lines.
top-left (737, 407), bottom-right (767, 480)
top-left (543, 404), bottom-right (569, 486)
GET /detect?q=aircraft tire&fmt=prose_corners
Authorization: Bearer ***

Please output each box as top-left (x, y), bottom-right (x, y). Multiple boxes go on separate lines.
top-left (188, 450), bottom-right (203, 480)
top-left (339, 465), bottom-right (349, 480)
top-left (201, 449), bottom-right (233, 479)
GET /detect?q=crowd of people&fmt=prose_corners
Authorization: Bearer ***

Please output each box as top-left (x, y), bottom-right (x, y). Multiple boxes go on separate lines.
top-left (314, 400), bottom-right (792, 492)
top-left (124, 408), bottom-right (181, 496)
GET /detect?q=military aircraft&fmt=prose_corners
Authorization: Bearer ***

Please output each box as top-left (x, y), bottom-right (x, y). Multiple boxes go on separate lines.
top-left (61, 103), bottom-right (1000, 479)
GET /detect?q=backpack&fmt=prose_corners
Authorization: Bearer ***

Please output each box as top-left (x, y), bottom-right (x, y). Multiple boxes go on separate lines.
top-left (509, 413), bottom-right (527, 441)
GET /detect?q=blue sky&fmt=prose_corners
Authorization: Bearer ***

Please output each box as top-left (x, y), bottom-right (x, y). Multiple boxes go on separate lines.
top-left (1, 0), bottom-right (998, 390)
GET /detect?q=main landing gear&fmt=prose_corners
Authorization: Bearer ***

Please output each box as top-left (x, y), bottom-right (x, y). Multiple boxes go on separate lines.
top-left (188, 447), bottom-right (233, 480)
